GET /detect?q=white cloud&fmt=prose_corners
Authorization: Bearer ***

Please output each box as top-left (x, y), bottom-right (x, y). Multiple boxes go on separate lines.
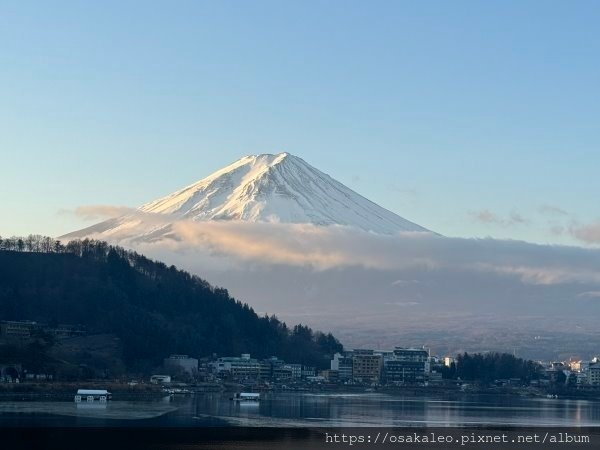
top-left (69, 211), bottom-right (600, 286)
top-left (73, 205), bottom-right (136, 221)
top-left (65, 208), bottom-right (600, 355)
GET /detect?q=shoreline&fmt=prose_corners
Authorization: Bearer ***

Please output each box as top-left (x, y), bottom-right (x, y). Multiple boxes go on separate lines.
top-left (1, 382), bottom-right (600, 402)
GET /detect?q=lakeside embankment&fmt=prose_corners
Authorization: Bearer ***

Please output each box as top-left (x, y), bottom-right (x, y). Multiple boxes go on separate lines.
top-left (3, 380), bottom-right (600, 402)
top-left (0, 382), bottom-right (166, 401)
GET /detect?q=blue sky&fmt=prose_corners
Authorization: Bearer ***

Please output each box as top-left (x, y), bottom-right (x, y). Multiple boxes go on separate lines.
top-left (1, 1), bottom-right (599, 245)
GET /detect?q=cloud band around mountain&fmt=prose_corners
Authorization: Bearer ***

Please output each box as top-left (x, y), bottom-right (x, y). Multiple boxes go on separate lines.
top-left (63, 206), bottom-right (600, 287)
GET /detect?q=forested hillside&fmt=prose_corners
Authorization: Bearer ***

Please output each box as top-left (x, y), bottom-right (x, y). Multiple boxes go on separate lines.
top-left (0, 235), bottom-right (342, 371)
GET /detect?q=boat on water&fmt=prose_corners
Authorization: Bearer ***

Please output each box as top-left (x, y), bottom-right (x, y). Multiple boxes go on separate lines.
top-left (230, 392), bottom-right (260, 402)
top-left (74, 389), bottom-right (112, 402)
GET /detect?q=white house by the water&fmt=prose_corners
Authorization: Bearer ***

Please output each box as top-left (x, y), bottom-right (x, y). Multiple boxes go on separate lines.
top-left (74, 389), bottom-right (111, 402)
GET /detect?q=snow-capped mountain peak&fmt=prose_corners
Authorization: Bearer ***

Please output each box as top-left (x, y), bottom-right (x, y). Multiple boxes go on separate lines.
top-left (138, 152), bottom-right (428, 233)
top-left (62, 152), bottom-right (430, 240)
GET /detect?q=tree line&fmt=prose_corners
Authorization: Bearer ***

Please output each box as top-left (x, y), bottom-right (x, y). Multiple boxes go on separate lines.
top-left (442, 352), bottom-right (542, 383)
top-left (0, 235), bottom-right (343, 373)
top-left (0, 234), bottom-right (65, 253)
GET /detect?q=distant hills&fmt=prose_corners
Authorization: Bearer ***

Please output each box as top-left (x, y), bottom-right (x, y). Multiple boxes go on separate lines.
top-left (0, 236), bottom-right (342, 373)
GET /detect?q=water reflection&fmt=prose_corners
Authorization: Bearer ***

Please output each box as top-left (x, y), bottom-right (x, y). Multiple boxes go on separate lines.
top-left (188, 392), bottom-right (600, 427)
top-left (1, 393), bottom-right (599, 427)
top-left (75, 402), bottom-right (107, 411)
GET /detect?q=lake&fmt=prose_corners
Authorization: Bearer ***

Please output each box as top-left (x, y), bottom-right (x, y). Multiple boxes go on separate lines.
top-left (1, 392), bottom-right (600, 427)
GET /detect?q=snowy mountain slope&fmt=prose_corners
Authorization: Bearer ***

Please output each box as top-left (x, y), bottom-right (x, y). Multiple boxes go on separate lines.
top-left (62, 153), bottom-right (430, 239)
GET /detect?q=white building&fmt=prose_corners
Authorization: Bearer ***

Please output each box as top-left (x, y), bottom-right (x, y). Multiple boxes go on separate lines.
top-left (74, 389), bottom-right (111, 402)
top-left (589, 363), bottom-right (600, 386)
top-left (383, 348), bottom-right (429, 384)
top-left (576, 371), bottom-right (588, 385)
top-left (282, 363), bottom-right (302, 379)
top-left (215, 354), bottom-right (261, 379)
top-left (331, 352), bottom-right (353, 380)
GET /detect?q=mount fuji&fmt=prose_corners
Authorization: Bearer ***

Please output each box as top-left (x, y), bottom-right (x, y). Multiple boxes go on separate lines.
top-left (63, 152), bottom-right (430, 240)
top-left (58, 153), bottom-right (600, 359)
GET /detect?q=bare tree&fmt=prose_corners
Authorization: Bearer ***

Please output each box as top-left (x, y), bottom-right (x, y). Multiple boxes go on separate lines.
top-left (24, 235), bottom-right (35, 252)
top-left (41, 236), bottom-right (53, 253)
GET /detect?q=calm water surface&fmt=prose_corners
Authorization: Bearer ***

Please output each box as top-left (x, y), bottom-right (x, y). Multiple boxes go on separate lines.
top-left (1, 392), bottom-right (600, 427)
